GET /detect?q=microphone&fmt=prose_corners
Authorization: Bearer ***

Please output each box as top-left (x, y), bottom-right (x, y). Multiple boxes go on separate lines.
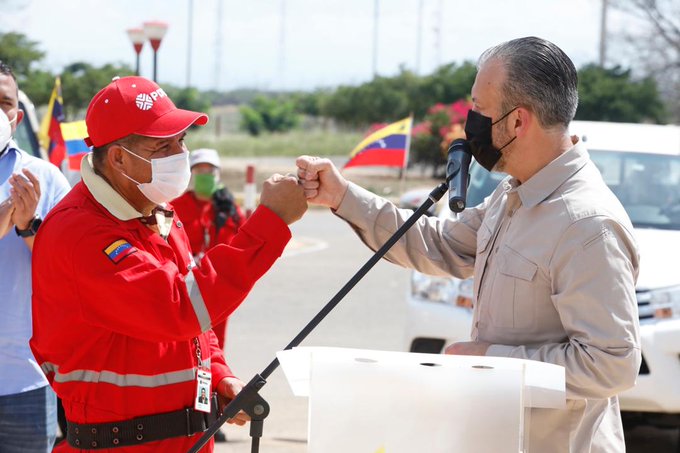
top-left (446, 138), bottom-right (472, 213)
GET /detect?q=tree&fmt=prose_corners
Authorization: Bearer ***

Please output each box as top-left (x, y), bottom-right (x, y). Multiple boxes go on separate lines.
top-left (610, 0), bottom-right (680, 121)
top-left (0, 32), bottom-right (53, 104)
top-left (0, 32), bottom-right (44, 76)
top-left (60, 62), bottom-right (134, 119)
top-left (239, 96), bottom-right (299, 136)
top-left (163, 85), bottom-right (211, 115)
top-left (575, 64), bottom-right (666, 123)
top-left (320, 63), bottom-right (475, 128)
top-left (410, 100), bottom-right (472, 177)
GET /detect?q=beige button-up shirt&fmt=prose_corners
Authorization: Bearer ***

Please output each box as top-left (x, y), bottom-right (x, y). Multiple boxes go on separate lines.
top-left (336, 139), bottom-right (641, 452)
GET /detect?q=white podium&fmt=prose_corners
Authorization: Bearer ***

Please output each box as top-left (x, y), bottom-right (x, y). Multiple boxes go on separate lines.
top-left (277, 347), bottom-right (565, 453)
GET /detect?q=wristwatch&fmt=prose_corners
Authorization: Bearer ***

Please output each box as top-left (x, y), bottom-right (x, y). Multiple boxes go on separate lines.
top-left (15, 215), bottom-right (42, 238)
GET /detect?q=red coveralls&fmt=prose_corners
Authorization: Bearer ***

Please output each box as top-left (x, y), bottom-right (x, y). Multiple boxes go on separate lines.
top-left (30, 181), bottom-right (290, 453)
top-left (172, 191), bottom-right (246, 351)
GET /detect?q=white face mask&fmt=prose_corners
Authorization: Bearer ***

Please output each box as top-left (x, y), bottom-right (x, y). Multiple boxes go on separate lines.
top-left (0, 110), bottom-right (17, 152)
top-left (120, 145), bottom-right (191, 205)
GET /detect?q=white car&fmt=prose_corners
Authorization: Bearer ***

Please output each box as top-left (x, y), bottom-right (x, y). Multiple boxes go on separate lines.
top-left (402, 120), bottom-right (680, 429)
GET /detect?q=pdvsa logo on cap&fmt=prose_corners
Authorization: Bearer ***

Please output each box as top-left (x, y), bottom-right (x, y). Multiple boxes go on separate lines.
top-left (134, 88), bottom-right (168, 111)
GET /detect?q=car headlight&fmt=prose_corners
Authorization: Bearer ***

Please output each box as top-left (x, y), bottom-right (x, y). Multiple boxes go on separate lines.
top-left (410, 272), bottom-right (474, 309)
top-left (649, 285), bottom-right (680, 320)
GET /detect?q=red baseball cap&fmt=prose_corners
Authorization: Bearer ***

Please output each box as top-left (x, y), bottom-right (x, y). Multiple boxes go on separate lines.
top-left (84, 76), bottom-right (208, 147)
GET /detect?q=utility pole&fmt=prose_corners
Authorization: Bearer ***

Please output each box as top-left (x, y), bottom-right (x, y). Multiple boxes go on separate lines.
top-left (415, 0), bottom-right (424, 74)
top-left (186, 0), bottom-right (193, 87)
top-left (214, 0), bottom-right (223, 90)
top-left (279, 0), bottom-right (287, 90)
top-left (372, 0), bottom-right (380, 77)
top-left (599, 0), bottom-right (608, 67)
top-left (434, 0), bottom-right (443, 69)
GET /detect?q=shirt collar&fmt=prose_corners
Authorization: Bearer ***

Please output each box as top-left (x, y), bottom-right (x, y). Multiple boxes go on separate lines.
top-left (509, 137), bottom-right (590, 208)
top-left (0, 140), bottom-right (18, 160)
top-left (81, 153), bottom-right (144, 221)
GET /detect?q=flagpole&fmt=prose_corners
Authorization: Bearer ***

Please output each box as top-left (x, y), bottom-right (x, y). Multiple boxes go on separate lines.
top-left (399, 113), bottom-right (414, 196)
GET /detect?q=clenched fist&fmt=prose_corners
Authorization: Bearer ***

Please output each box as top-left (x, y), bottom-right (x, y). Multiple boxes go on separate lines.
top-left (296, 156), bottom-right (349, 210)
top-left (259, 173), bottom-right (307, 225)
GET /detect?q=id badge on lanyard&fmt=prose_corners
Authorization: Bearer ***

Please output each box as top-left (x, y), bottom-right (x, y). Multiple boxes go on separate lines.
top-left (193, 337), bottom-right (212, 413)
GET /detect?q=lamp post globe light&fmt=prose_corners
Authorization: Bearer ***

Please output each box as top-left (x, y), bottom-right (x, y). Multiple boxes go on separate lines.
top-left (126, 27), bottom-right (146, 76)
top-left (143, 21), bottom-right (169, 82)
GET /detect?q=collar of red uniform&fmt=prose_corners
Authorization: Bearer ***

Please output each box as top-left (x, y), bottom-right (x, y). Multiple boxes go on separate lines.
top-left (81, 153), bottom-right (169, 222)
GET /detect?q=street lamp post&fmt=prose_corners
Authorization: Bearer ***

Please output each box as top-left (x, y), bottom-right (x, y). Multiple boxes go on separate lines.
top-left (126, 28), bottom-right (146, 76)
top-left (143, 21), bottom-right (169, 82)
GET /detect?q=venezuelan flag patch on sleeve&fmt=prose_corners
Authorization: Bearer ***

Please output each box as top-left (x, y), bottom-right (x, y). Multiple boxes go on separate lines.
top-left (103, 239), bottom-right (137, 264)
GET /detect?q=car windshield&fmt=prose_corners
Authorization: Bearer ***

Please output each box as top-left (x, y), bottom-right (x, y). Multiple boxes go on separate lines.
top-left (467, 151), bottom-right (680, 231)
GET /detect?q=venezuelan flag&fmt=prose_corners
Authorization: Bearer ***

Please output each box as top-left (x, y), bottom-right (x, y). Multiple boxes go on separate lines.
top-left (38, 78), bottom-right (66, 167)
top-left (344, 117), bottom-right (413, 169)
top-left (61, 121), bottom-right (89, 171)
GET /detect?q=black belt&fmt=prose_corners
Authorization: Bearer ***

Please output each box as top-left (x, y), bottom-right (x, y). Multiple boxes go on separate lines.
top-left (66, 394), bottom-right (220, 449)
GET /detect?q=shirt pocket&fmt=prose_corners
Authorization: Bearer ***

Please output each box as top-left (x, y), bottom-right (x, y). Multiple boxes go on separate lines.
top-left (488, 245), bottom-right (538, 329)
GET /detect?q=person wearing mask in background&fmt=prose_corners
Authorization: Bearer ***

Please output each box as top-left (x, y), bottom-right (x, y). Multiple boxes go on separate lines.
top-left (171, 147), bottom-right (246, 443)
top-left (29, 75), bottom-right (307, 453)
top-left (173, 148), bottom-right (245, 260)
top-left (0, 61), bottom-right (71, 452)
top-left (297, 37), bottom-right (640, 452)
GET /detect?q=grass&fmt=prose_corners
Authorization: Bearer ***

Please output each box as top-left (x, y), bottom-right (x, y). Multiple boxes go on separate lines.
top-left (186, 128), bottom-right (364, 158)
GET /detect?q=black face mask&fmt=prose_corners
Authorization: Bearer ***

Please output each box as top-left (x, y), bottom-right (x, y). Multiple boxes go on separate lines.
top-left (464, 108), bottom-right (517, 171)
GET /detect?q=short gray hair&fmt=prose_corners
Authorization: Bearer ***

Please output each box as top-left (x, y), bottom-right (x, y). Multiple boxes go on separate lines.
top-left (478, 36), bottom-right (578, 128)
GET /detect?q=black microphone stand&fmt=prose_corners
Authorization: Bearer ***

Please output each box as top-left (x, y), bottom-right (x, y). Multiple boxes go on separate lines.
top-left (187, 181), bottom-right (449, 453)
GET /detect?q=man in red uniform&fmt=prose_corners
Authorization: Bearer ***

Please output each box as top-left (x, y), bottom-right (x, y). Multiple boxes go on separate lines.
top-left (29, 76), bottom-right (307, 452)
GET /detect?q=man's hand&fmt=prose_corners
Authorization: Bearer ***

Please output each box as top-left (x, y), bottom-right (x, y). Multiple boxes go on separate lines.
top-left (296, 156), bottom-right (349, 210)
top-left (259, 173), bottom-right (307, 225)
top-left (216, 376), bottom-right (250, 426)
top-left (9, 168), bottom-right (40, 230)
top-left (444, 341), bottom-right (491, 356)
top-left (0, 197), bottom-right (15, 238)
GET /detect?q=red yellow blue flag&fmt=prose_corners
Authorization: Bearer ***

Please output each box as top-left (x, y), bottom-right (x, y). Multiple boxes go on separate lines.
top-left (38, 77), bottom-right (66, 167)
top-left (344, 117), bottom-right (413, 169)
top-left (60, 121), bottom-right (89, 171)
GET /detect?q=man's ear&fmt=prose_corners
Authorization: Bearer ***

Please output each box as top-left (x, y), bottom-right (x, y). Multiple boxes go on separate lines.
top-left (107, 144), bottom-right (126, 172)
top-left (514, 107), bottom-right (532, 138)
top-left (15, 109), bottom-right (24, 127)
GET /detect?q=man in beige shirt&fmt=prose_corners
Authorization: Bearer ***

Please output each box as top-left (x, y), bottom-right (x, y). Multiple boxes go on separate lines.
top-left (296, 37), bottom-right (640, 452)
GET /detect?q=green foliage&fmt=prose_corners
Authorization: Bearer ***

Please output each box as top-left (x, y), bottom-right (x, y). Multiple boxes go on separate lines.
top-left (409, 100), bottom-right (472, 176)
top-left (321, 68), bottom-right (416, 127)
top-left (286, 89), bottom-right (332, 116)
top-left (239, 105), bottom-right (265, 136)
top-left (576, 64), bottom-right (667, 123)
top-left (60, 62), bottom-right (134, 119)
top-left (0, 32), bottom-right (45, 76)
top-left (239, 95), bottom-right (299, 136)
top-left (418, 62), bottom-right (477, 114)
top-left (0, 32), bottom-right (53, 105)
top-left (18, 69), bottom-right (54, 106)
top-left (163, 85), bottom-right (211, 115)
top-left (321, 62), bottom-right (476, 127)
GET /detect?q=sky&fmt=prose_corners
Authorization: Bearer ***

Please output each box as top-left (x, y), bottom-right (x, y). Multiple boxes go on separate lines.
top-left (1, 0), bottom-right (642, 92)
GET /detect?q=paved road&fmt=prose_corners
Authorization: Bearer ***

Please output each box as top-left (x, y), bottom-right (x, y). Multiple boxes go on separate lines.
top-left (211, 209), bottom-right (678, 453)
top-left (214, 208), bottom-right (410, 453)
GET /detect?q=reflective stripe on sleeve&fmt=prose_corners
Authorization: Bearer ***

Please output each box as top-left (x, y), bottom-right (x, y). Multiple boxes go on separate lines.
top-left (185, 269), bottom-right (212, 333)
top-left (40, 362), bottom-right (198, 388)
